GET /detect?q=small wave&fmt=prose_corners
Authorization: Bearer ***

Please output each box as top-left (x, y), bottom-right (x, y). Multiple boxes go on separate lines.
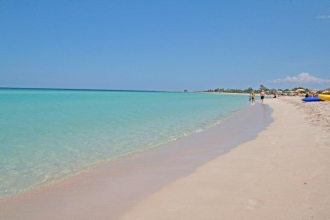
top-left (0, 90), bottom-right (251, 200)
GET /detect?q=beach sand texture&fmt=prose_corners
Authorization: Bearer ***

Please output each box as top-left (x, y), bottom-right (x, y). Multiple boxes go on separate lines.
top-left (1, 98), bottom-right (329, 220)
top-left (0, 102), bottom-right (271, 219)
top-left (121, 98), bottom-right (330, 220)
top-left (282, 96), bottom-right (330, 130)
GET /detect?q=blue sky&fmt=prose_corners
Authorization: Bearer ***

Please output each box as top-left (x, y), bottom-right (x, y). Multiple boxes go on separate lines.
top-left (1, 0), bottom-right (329, 91)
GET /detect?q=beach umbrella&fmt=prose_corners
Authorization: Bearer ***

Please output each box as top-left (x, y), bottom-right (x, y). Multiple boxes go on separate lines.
top-left (295, 88), bottom-right (305, 92)
top-left (322, 90), bottom-right (329, 94)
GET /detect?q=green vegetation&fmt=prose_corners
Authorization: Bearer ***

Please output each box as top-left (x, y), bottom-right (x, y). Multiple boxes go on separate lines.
top-left (204, 85), bottom-right (328, 94)
top-left (205, 85), bottom-right (278, 94)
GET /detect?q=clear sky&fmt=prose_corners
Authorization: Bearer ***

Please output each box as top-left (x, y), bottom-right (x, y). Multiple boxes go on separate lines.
top-left (1, 0), bottom-right (329, 91)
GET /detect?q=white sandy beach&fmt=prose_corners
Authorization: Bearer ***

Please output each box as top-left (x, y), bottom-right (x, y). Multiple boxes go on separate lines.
top-left (1, 97), bottom-right (329, 220)
top-left (2, 0), bottom-right (329, 219)
top-left (120, 97), bottom-right (330, 220)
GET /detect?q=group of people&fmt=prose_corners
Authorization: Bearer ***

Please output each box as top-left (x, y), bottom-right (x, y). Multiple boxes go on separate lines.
top-left (249, 90), bottom-right (265, 103)
top-left (305, 91), bottom-right (317, 98)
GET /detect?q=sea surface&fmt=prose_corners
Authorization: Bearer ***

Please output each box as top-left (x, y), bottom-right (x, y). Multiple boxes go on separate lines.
top-left (0, 89), bottom-right (251, 199)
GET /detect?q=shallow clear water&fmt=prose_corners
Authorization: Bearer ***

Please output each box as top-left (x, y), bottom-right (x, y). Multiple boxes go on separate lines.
top-left (0, 89), bottom-right (250, 199)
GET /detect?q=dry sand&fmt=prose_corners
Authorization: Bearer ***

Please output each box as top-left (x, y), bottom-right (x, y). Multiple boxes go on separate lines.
top-left (0, 101), bottom-right (271, 220)
top-left (120, 98), bottom-right (330, 220)
top-left (1, 97), bottom-right (329, 220)
top-left (281, 96), bottom-right (330, 131)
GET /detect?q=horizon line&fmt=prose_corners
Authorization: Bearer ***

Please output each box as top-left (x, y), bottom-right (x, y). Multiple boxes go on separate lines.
top-left (0, 87), bottom-right (191, 93)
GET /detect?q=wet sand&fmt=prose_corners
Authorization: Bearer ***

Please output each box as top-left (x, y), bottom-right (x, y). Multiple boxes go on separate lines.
top-left (121, 98), bottom-right (330, 220)
top-left (0, 103), bottom-right (272, 219)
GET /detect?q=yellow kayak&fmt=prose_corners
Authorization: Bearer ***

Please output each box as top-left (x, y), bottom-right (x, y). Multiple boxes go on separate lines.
top-left (318, 94), bottom-right (330, 101)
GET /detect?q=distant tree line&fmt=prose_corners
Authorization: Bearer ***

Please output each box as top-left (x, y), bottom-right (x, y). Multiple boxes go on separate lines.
top-left (203, 85), bottom-right (327, 94)
top-left (205, 85), bottom-right (277, 94)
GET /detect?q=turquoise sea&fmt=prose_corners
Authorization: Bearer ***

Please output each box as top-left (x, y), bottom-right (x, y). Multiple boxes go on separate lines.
top-left (0, 89), bottom-right (251, 199)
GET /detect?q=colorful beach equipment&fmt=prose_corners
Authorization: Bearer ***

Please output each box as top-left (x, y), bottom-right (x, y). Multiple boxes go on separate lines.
top-left (302, 97), bottom-right (322, 102)
top-left (295, 88), bottom-right (305, 93)
top-left (318, 94), bottom-right (330, 101)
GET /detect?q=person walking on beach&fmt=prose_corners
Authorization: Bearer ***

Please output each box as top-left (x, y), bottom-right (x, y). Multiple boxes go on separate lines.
top-left (260, 90), bottom-right (265, 103)
top-left (252, 92), bottom-right (256, 102)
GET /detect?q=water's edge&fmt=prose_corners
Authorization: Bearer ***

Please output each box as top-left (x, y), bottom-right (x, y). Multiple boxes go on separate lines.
top-left (0, 103), bottom-right (273, 219)
top-left (0, 90), bottom-right (249, 199)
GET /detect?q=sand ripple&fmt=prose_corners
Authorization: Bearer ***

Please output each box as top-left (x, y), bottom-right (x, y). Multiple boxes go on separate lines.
top-left (281, 97), bottom-right (330, 130)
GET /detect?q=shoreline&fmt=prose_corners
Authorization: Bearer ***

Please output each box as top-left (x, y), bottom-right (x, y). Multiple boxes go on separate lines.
top-left (0, 103), bottom-right (272, 219)
top-left (121, 97), bottom-right (330, 219)
top-left (0, 90), bottom-right (251, 200)
top-left (2, 97), bottom-right (329, 219)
